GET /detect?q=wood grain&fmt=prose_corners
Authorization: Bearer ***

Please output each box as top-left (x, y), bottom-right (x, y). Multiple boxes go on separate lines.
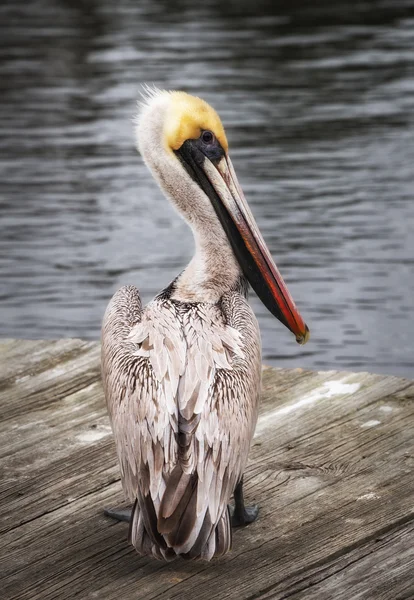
top-left (0, 339), bottom-right (413, 600)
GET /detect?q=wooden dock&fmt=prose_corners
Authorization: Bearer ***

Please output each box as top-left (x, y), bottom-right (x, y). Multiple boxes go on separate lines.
top-left (0, 338), bottom-right (413, 600)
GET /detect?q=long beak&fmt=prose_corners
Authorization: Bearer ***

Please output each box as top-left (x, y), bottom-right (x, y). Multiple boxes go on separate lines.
top-left (177, 142), bottom-right (310, 345)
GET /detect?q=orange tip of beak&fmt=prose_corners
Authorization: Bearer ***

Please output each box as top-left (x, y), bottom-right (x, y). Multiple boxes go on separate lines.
top-left (296, 324), bottom-right (310, 345)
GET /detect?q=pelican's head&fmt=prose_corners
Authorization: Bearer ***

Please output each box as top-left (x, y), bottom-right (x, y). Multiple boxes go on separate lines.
top-left (137, 88), bottom-right (309, 345)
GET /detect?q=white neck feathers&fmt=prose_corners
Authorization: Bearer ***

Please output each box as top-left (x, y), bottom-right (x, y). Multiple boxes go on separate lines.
top-left (136, 91), bottom-right (241, 303)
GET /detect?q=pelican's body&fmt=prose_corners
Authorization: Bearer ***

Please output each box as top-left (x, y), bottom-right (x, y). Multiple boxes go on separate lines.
top-left (101, 89), bottom-right (309, 561)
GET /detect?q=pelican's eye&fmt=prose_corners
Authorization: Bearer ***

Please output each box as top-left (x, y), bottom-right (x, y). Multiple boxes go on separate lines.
top-left (201, 130), bottom-right (214, 144)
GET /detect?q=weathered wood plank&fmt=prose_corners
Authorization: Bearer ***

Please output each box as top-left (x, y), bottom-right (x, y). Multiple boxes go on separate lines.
top-left (0, 340), bottom-right (413, 600)
top-left (0, 339), bottom-right (101, 421)
top-left (271, 520), bottom-right (414, 600)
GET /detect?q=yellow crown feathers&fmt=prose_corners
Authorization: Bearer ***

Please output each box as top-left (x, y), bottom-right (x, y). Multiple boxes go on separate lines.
top-left (163, 91), bottom-right (228, 153)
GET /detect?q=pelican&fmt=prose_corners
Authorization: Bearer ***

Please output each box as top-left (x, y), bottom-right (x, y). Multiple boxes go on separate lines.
top-left (101, 88), bottom-right (309, 561)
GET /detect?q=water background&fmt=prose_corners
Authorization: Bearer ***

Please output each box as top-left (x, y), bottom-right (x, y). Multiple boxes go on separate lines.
top-left (1, 0), bottom-right (414, 377)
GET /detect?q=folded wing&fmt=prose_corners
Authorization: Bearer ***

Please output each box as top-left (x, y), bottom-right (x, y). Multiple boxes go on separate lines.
top-left (102, 285), bottom-right (261, 560)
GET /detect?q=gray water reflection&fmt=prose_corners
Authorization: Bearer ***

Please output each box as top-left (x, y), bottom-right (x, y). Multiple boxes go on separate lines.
top-left (1, 0), bottom-right (414, 377)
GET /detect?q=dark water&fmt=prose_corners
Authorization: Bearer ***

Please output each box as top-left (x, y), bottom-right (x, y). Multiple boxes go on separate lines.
top-left (1, 0), bottom-right (414, 377)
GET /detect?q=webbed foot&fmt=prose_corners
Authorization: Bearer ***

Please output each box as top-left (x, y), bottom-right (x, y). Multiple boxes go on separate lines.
top-left (230, 503), bottom-right (259, 527)
top-left (104, 506), bottom-right (132, 523)
top-left (230, 477), bottom-right (259, 527)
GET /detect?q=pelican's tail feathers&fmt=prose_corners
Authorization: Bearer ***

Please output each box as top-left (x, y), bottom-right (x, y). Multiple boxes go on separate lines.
top-left (128, 466), bottom-right (232, 561)
top-left (128, 498), bottom-right (175, 561)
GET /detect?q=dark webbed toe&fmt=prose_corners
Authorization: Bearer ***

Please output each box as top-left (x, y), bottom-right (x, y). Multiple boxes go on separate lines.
top-left (230, 503), bottom-right (259, 527)
top-left (104, 506), bottom-right (133, 523)
top-left (230, 477), bottom-right (259, 527)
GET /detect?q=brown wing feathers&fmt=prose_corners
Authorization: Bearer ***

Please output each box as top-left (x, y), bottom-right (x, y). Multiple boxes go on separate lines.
top-left (102, 286), bottom-right (261, 560)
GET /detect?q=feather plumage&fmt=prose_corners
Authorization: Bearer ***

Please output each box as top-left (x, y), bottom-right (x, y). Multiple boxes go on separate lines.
top-left (102, 284), bottom-right (261, 560)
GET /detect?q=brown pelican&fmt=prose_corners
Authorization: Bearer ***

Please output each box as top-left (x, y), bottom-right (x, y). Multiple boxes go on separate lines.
top-left (101, 88), bottom-right (309, 561)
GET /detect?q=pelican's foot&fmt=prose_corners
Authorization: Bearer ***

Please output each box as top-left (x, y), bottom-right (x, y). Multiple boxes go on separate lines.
top-left (104, 506), bottom-right (132, 523)
top-left (229, 503), bottom-right (259, 527)
top-left (230, 476), bottom-right (259, 527)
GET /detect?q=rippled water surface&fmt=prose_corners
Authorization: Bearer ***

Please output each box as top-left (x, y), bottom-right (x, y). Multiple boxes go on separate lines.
top-left (1, 0), bottom-right (414, 377)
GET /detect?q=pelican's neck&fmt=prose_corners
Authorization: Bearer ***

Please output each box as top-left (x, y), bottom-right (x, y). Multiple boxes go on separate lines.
top-left (172, 220), bottom-right (242, 304)
top-left (137, 91), bottom-right (242, 304)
